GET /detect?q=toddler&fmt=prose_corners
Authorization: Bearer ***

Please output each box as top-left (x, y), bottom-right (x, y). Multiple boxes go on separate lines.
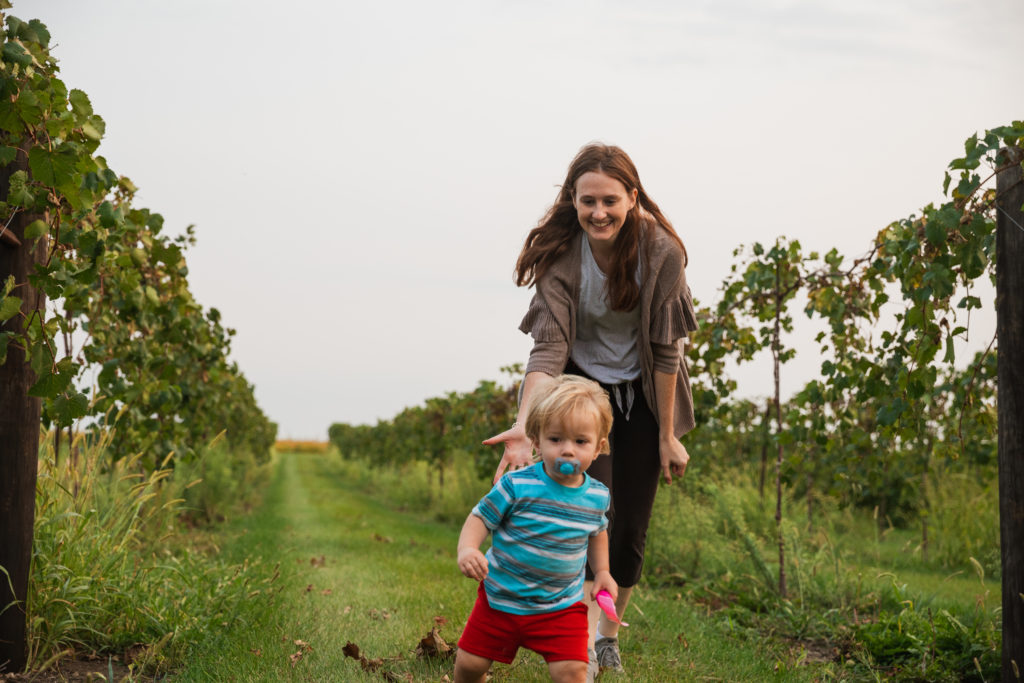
top-left (454, 375), bottom-right (617, 683)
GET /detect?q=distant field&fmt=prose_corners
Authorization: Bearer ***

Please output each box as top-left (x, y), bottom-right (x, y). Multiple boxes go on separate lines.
top-left (274, 440), bottom-right (329, 453)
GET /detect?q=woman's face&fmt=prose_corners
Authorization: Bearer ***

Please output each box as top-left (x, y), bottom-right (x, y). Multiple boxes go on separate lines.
top-left (573, 171), bottom-right (637, 250)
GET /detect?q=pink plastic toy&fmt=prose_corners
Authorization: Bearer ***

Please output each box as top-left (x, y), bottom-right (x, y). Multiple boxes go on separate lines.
top-left (595, 589), bottom-right (628, 626)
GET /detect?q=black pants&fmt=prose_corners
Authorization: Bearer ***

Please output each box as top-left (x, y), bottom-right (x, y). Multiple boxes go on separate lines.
top-left (566, 361), bottom-right (662, 588)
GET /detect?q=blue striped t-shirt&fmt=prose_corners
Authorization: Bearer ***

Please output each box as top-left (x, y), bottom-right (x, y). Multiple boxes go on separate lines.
top-left (472, 462), bottom-right (610, 615)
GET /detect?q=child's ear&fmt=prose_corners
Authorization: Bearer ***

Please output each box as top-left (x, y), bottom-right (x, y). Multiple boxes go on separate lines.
top-left (599, 437), bottom-right (610, 455)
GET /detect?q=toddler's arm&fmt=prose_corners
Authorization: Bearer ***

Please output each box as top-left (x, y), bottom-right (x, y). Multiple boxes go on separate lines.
top-left (587, 530), bottom-right (618, 600)
top-left (457, 514), bottom-right (490, 580)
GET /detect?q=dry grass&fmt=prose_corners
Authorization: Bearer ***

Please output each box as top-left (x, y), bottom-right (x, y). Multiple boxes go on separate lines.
top-left (274, 440), bottom-right (329, 453)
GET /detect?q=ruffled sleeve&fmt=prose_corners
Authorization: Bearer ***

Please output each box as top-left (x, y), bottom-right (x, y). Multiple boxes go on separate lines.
top-left (650, 264), bottom-right (699, 346)
top-left (681, 284), bottom-right (699, 333)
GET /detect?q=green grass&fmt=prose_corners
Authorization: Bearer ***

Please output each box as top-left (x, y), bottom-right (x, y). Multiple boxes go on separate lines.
top-left (27, 434), bottom-right (276, 676)
top-left (641, 470), bottom-right (1001, 682)
top-left (173, 452), bottom-right (828, 682)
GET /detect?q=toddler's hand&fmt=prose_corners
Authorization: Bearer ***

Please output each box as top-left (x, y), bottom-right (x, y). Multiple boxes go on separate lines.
top-left (458, 548), bottom-right (489, 580)
top-left (590, 569), bottom-right (618, 603)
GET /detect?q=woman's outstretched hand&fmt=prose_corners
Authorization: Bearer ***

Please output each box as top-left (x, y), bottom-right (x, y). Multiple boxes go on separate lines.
top-left (483, 423), bottom-right (534, 484)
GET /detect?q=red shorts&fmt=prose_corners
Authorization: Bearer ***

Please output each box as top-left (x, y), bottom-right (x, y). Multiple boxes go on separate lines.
top-left (457, 582), bottom-right (589, 664)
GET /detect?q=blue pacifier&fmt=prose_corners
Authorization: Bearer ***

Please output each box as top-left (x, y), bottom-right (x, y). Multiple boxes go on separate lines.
top-left (558, 459), bottom-right (582, 476)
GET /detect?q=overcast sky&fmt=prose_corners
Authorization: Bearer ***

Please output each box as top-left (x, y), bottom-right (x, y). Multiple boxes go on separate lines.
top-left (14, 0), bottom-right (1024, 439)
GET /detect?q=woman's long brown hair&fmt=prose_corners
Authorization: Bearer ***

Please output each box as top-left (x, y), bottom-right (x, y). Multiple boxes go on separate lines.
top-left (514, 143), bottom-right (686, 311)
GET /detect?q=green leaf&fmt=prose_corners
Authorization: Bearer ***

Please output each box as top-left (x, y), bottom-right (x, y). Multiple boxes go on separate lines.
top-left (924, 218), bottom-right (946, 246)
top-left (877, 398), bottom-right (907, 427)
top-left (145, 285), bottom-right (160, 305)
top-left (68, 89), bottom-right (93, 116)
top-left (81, 120), bottom-right (103, 141)
top-left (0, 146), bottom-right (17, 165)
top-left (959, 242), bottom-right (988, 280)
top-left (0, 331), bottom-right (11, 364)
top-left (5, 169), bottom-right (34, 206)
top-left (943, 333), bottom-right (956, 364)
top-left (0, 294), bottom-right (22, 322)
top-left (957, 295), bottom-right (982, 310)
top-left (2, 39), bottom-right (33, 67)
top-left (24, 218), bottom-right (48, 240)
top-left (923, 264), bottom-right (954, 299)
top-left (28, 367), bottom-right (74, 398)
top-left (97, 201), bottom-right (117, 227)
top-left (51, 390), bottom-right (90, 425)
top-left (28, 146), bottom-right (77, 191)
top-left (26, 19), bottom-right (51, 48)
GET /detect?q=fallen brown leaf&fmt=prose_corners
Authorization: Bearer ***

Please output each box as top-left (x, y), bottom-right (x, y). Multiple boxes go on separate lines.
top-left (416, 627), bottom-right (454, 660)
top-left (342, 641), bottom-right (394, 676)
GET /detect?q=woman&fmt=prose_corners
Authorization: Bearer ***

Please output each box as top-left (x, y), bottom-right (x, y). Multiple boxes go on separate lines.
top-left (484, 143), bottom-right (699, 680)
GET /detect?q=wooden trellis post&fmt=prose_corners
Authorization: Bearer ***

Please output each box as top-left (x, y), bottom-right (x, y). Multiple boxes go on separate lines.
top-left (0, 152), bottom-right (45, 674)
top-left (997, 145), bottom-right (1024, 682)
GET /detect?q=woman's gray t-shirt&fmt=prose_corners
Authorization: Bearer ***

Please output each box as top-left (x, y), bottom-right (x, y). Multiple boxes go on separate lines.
top-left (570, 236), bottom-right (642, 385)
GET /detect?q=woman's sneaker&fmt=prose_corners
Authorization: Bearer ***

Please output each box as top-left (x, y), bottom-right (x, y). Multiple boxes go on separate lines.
top-left (595, 636), bottom-right (624, 673)
top-left (586, 647), bottom-right (599, 683)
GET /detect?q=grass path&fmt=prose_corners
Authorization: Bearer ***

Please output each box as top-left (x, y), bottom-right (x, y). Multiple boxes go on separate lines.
top-left (172, 453), bottom-right (827, 682)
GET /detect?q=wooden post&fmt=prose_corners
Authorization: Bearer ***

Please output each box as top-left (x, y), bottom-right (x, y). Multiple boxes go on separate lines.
top-left (773, 258), bottom-right (787, 598)
top-left (0, 152), bottom-right (44, 673)
top-left (997, 145), bottom-right (1024, 682)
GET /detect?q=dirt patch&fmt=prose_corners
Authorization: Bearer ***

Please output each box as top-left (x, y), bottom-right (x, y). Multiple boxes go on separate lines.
top-left (1, 654), bottom-right (153, 683)
top-left (782, 637), bottom-right (844, 666)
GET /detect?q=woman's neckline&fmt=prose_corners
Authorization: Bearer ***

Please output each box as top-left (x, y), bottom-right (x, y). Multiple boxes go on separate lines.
top-left (584, 234), bottom-right (615, 275)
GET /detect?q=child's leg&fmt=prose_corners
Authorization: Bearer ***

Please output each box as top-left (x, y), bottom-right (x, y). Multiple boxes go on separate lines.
top-left (526, 601), bottom-right (589, 682)
top-left (454, 649), bottom-right (493, 683)
top-left (547, 659), bottom-right (587, 683)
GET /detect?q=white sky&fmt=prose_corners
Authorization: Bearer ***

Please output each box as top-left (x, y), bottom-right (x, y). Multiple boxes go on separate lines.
top-left (14, 0), bottom-right (1024, 439)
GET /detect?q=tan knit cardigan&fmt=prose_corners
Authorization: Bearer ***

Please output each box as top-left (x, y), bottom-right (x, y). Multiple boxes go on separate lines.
top-left (519, 222), bottom-right (700, 439)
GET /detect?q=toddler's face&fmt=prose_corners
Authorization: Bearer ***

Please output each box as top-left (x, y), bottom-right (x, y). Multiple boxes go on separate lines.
top-left (535, 410), bottom-right (607, 487)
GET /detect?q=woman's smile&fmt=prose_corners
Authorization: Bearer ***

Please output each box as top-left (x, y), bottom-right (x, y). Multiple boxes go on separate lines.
top-left (573, 171), bottom-right (637, 251)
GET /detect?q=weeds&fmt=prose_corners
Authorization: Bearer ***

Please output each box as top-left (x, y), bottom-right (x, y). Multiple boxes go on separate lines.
top-left (926, 470), bottom-right (1000, 577)
top-left (26, 431), bottom-right (280, 676)
top-left (642, 465), bottom-right (1001, 681)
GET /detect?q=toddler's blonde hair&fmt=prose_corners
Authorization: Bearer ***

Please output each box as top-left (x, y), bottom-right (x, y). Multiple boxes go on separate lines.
top-left (524, 375), bottom-right (613, 449)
